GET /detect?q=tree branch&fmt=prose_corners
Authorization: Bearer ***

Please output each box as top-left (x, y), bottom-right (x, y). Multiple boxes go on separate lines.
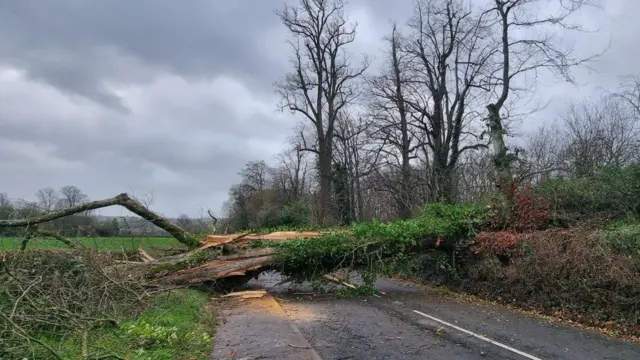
top-left (0, 193), bottom-right (197, 247)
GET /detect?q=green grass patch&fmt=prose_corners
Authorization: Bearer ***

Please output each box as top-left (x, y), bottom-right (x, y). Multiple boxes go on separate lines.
top-left (9, 289), bottom-right (215, 360)
top-left (0, 236), bottom-right (184, 252)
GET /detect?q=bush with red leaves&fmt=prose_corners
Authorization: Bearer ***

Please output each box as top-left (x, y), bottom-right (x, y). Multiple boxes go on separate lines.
top-left (487, 182), bottom-right (551, 232)
top-left (471, 231), bottom-right (530, 258)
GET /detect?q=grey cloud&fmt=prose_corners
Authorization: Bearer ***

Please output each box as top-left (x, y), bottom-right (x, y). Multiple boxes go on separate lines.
top-left (0, 0), bottom-right (287, 107)
top-left (0, 0), bottom-right (638, 217)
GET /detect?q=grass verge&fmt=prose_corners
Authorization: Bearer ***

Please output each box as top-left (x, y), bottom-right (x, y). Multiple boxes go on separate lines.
top-left (5, 289), bottom-right (215, 360)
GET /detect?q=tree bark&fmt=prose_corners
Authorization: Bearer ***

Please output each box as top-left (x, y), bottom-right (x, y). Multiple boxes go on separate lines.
top-left (318, 142), bottom-right (334, 225)
top-left (111, 229), bottom-right (452, 287)
top-left (393, 25), bottom-right (413, 220)
top-left (487, 104), bottom-right (513, 196)
top-left (21, 225), bottom-right (80, 250)
top-left (0, 193), bottom-right (197, 247)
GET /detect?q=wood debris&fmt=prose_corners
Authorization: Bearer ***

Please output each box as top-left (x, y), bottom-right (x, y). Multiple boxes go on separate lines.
top-left (222, 290), bottom-right (267, 299)
top-left (137, 249), bottom-right (156, 262)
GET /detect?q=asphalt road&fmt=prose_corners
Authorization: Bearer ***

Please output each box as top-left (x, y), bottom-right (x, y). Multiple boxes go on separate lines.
top-left (210, 274), bottom-right (640, 360)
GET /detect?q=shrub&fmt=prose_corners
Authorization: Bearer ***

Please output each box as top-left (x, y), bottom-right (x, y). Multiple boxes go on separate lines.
top-left (278, 201), bottom-right (311, 227)
top-left (0, 249), bottom-right (145, 358)
top-left (487, 183), bottom-right (551, 232)
top-left (255, 201), bottom-right (312, 230)
top-left (598, 222), bottom-right (640, 256)
top-left (257, 206), bottom-right (281, 229)
top-left (460, 229), bottom-right (640, 337)
top-left (535, 165), bottom-right (640, 221)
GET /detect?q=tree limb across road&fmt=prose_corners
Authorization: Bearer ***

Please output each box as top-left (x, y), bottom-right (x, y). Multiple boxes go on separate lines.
top-left (0, 193), bottom-right (196, 247)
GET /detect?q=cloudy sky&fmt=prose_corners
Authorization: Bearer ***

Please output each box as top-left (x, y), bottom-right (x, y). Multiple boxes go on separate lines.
top-left (0, 0), bottom-right (637, 217)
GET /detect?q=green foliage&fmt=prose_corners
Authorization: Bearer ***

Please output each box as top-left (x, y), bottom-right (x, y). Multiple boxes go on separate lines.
top-left (377, 251), bottom-right (456, 283)
top-left (279, 201), bottom-right (312, 227)
top-left (351, 203), bottom-right (486, 246)
top-left (256, 201), bottom-right (312, 229)
top-left (125, 322), bottom-right (181, 348)
top-left (535, 165), bottom-right (640, 220)
top-left (46, 290), bottom-right (212, 360)
top-left (599, 222), bottom-right (640, 256)
top-left (258, 206), bottom-right (282, 229)
top-left (335, 283), bottom-right (377, 298)
top-left (116, 291), bottom-right (213, 359)
top-left (258, 203), bottom-right (486, 282)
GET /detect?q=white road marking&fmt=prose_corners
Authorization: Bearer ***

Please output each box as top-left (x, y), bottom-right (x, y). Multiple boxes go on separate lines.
top-left (412, 309), bottom-right (543, 360)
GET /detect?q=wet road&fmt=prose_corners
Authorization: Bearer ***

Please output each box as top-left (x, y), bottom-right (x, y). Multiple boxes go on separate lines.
top-left (210, 273), bottom-right (640, 360)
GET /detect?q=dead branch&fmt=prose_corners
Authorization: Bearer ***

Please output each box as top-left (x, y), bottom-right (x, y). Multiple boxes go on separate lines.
top-left (0, 193), bottom-right (196, 247)
top-left (21, 225), bottom-right (81, 250)
top-left (207, 209), bottom-right (218, 234)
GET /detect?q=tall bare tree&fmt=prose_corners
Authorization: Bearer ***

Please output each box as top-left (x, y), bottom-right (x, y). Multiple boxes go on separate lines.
top-left (404, 0), bottom-right (493, 202)
top-left (333, 114), bottom-right (379, 223)
top-left (367, 25), bottom-right (420, 218)
top-left (483, 0), bottom-right (601, 194)
top-left (275, 0), bottom-right (368, 224)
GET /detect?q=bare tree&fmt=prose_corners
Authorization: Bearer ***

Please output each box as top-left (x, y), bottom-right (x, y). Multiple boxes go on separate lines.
top-left (559, 96), bottom-right (639, 176)
top-left (483, 0), bottom-right (601, 194)
top-left (404, 0), bottom-right (492, 202)
top-left (276, 138), bottom-right (311, 203)
top-left (176, 214), bottom-right (193, 230)
top-left (519, 124), bottom-right (564, 183)
top-left (367, 25), bottom-right (421, 218)
top-left (58, 185), bottom-right (89, 209)
top-left (333, 114), bottom-right (379, 223)
top-left (615, 75), bottom-right (640, 115)
top-left (226, 161), bottom-right (274, 229)
top-left (275, 0), bottom-right (368, 224)
top-left (455, 149), bottom-right (495, 203)
top-left (35, 187), bottom-right (59, 213)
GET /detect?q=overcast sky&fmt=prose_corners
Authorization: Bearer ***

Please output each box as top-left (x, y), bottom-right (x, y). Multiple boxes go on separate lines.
top-left (0, 0), bottom-right (637, 217)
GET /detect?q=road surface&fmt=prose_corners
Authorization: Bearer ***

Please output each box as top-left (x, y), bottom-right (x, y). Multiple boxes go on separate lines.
top-left (210, 274), bottom-right (640, 360)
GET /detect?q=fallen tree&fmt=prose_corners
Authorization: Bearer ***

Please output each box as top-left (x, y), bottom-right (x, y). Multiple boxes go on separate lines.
top-left (0, 193), bottom-right (196, 247)
top-left (1, 194), bottom-right (483, 288)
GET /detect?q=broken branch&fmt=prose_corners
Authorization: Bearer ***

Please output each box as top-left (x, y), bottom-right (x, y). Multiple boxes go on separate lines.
top-left (0, 193), bottom-right (196, 247)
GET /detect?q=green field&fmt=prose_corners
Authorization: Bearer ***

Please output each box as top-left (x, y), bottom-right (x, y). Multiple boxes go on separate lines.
top-left (0, 236), bottom-right (185, 252)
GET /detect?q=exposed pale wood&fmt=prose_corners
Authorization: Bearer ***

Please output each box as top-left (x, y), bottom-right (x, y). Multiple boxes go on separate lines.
top-left (203, 231), bottom-right (321, 247)
top-left (222, 290), bottom-right (267, 298)
top-left (158, 255), bottom-right (275, 285)
top-left (192, 232), bottom-right (251, 253)
top-left (137, 249), bottom-right (155, 262)
top-left (323, 274), bottom-right (357, 289)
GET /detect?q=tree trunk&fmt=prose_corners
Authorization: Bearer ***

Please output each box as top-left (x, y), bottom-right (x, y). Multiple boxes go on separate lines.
top-left (113, 230), bottom-right (454, 287)
top-left (317, 141), bottom-right (334, 225)
top-left (487, 104), bottom-right (513, 195)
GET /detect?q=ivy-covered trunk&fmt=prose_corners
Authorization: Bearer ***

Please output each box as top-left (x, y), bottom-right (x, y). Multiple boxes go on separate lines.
top-left (487, 104), bottom-right (513, 195)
